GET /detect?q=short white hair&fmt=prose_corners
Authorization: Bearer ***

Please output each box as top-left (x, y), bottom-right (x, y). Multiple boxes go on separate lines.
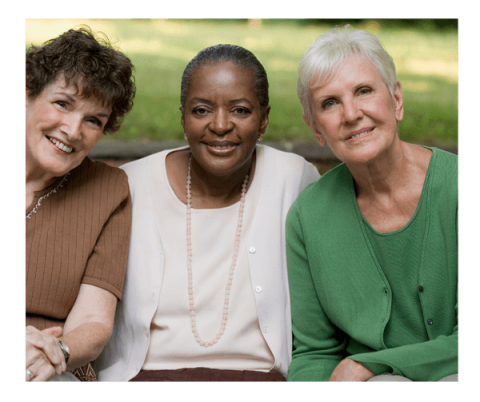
top-left (297, 25), bottom-right (397, 125)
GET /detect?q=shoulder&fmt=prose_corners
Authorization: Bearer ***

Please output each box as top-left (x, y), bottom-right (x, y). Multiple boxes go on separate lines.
top-left (119, 147), bottom-right (189, 201)
top-left (428, 147), bottom-right (457, 202)
top-left (432, 147), bottom-right (457, 173)
top-left (296, 162), bottom-right (350, 206)
top-left (287, 162), bottom-right (352, 227)
top-left (425, 147), bottom-right (457, 191)
top-left (287, 163), bottom-right (355, 234)
top-left (120, 147), bottom-right (187, 181)
top-left (72, 157), bottom-right (129, 189)
top-left (66, 158), bottom-right (130, 207)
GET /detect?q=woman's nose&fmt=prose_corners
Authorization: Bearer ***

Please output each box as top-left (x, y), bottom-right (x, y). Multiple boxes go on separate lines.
top-left (343, 99), bottom-right (363, 124)
top-left (210, 109), bottom-right (233, 135)
top-left (62, 114), bottom-right (82, 140)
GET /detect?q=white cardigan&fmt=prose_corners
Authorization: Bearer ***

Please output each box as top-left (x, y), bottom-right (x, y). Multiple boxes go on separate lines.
top-left (94, 145), bottom-right (320, 380)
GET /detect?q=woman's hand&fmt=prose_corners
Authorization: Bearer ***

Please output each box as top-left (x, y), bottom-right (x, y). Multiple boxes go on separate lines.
top-left (26, 326), bottom-right (66, 381)
top-left (329, 358), bottom-right (375, 382)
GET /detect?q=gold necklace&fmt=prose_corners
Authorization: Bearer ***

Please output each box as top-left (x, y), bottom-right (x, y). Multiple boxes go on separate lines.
top-left (26, 173), bottom-right (70, 219)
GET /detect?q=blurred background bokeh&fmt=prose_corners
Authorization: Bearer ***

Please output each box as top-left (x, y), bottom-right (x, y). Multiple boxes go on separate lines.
top-left (26, 19), bottom-right (458, 170)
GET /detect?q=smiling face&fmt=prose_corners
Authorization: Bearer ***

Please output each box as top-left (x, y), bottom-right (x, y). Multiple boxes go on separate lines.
top-left (305, 54), bottom-right (404, 165)
top-left (181, 62), bottom-right (269, 176)
top-left (26, 76), bottom-right (111, 180)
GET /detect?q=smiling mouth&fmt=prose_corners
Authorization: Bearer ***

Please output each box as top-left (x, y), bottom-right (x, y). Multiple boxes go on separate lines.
top-left (348, 127), bottom-right (374, 140)
top-left (207, 143), bottom-right (238, 153)
top-left (47, 136), bottom-right (74, 153)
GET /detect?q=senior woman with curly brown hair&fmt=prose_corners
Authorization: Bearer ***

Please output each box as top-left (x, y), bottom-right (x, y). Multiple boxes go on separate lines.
top-left (26, 27), bottom-right (135, 381)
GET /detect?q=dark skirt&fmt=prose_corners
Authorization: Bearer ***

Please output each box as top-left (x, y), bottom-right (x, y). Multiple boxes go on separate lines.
top-left (129, 367), bottom-right (286, 382)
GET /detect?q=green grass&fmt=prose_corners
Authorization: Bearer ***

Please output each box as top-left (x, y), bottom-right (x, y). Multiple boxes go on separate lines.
top-left (26, 19), bottom-right (458, 146)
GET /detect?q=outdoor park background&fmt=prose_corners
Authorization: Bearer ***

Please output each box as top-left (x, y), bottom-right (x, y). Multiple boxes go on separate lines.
top-left (25, 19), bottom-right (458, 171)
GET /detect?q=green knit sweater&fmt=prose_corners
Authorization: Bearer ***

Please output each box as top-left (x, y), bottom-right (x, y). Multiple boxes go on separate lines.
top-left (286, 147), bottom-right (457, 381)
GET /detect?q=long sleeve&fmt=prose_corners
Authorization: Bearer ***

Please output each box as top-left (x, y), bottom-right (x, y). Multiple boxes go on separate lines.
top-left (286, 203), bottom-right (346, 381)
top-left (350, 301), bottom-right (458, 381)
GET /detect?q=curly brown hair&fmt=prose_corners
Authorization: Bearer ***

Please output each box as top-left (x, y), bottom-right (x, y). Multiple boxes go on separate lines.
top-left (26, 26), bottom-right (136, 134)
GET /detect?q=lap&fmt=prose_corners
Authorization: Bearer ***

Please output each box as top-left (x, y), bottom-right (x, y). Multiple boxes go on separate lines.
top-left (367, 374), bottom-right (458, 382)
top-left (130, 367), bottom-right (285, 381)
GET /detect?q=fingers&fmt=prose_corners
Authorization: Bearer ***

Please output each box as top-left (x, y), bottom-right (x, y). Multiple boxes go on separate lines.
top-left (26, 342), bottom-right (64, 378)
top-left (34, 341), bottom-right (65, 373)
top-left (27, 353), bottom-right (57, 382)
top-left (42, 326), bottom-right (63, 337)
top-left (26, 368), bottom-right (34, 382)
top-left (24, 327), bottom-right (67, 375)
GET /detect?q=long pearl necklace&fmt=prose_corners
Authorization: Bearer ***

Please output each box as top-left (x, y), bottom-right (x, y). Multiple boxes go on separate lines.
top-left (186, 156), bottom-right (249, 347)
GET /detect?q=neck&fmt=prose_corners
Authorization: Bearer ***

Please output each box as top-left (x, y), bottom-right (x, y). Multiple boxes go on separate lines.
top-left (346, 139), bottom-right (410, 198)
top-left (189, 152), bottom-right (255, 208)
top-left (26, 155), bottom-right (58, 193)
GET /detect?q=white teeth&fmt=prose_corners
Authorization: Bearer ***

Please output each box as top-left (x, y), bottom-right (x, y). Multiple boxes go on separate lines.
top-left (351, 128), bottom-right (373, 139)
top-left (48, 137), bottom-right (73, 153)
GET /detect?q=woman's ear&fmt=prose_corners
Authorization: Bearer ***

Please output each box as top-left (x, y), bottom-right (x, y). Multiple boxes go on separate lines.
top-left (393, 81), bottom-right (404, 122)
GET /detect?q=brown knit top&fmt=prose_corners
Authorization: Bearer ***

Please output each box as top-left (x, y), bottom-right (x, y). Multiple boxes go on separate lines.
top-left (26, 157), bottom-right (132, 331)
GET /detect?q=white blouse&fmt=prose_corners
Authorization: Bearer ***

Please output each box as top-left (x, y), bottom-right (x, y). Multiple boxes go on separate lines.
top-left (94, 145), bottom-right (321, 381)
top-left (142, 148), bottom-right (274, 371)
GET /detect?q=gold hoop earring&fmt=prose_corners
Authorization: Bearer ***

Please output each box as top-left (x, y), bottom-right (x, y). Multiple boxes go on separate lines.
top-left (184, 133), bottom-right (188, 140)
top-left (257, 135), bottom-right (263, 142)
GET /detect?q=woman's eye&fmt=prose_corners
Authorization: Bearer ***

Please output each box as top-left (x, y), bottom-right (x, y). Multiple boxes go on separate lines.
top-left (193, 108), bottom-right (208, 115)
top-left (322, 100), bottom-right (336, 109)
top-left (359, 88), bottom-right (372, 96)
top-left (234, 107), bottom-right (248, 115)
top-left (55, 101), bottom-right (102, 126)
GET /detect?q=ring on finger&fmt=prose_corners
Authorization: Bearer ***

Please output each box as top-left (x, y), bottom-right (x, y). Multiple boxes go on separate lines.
top-left (26, 368), bottom-right (34, 380)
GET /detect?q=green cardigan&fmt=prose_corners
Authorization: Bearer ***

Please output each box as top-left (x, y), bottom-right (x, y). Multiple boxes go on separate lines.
top-left (286, 148), bottom-right (457, 381)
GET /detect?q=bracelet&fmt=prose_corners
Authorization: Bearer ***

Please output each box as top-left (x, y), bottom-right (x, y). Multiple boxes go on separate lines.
top-left (58, 340), bottom-right (70, 364)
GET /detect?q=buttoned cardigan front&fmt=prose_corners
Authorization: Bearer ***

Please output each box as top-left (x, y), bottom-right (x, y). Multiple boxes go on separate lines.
top-left (286, 148), bottom-right (458, 381)
top-left (94, 145), bottom-right (320, 380)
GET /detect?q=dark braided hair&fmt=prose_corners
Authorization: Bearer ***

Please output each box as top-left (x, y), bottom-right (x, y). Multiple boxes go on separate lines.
top-left (180, 44), bottom-right (269, 115)
top-left (26, 26), bottom-right (136, 134)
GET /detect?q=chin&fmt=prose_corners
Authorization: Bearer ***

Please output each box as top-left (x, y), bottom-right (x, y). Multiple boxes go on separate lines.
top-left (205, 156), bottom-right (251, 176)
top-left (40, 158), bottom-right (75, 178)
top-left (343, 144), bottom-right (386, 166)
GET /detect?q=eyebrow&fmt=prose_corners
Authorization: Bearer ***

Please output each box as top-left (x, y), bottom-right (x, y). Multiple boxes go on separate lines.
top-left (55, 91), bottom-right (110, 118)
top-left (314, 81), bottom-right (376, 99)
top-left (190, 97), bottom-right (254, 106)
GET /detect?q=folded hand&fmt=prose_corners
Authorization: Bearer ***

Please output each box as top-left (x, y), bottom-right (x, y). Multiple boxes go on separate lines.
top-left (26, 326), bottom-right (66, 381)
top-left (329, 358), bottom-right (375, 382)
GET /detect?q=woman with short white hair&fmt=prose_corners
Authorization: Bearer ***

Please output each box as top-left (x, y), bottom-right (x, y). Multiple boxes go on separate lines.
top-left (286, 25), bottom-right (457, 382)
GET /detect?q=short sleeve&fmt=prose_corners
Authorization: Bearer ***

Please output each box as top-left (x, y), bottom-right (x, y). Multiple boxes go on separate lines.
top-left (82, 169), bottom-right (132, 300)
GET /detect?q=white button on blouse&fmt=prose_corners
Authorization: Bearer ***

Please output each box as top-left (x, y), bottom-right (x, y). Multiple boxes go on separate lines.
top-left (249, 246), bottom-right (256, 253)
